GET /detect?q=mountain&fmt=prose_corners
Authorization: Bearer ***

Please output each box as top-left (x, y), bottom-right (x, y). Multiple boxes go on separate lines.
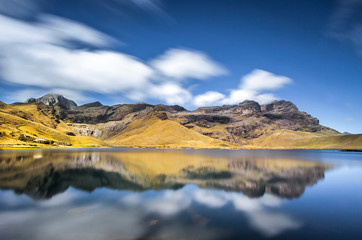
top-left (0, 94), bottom-right (361, 149)
top-left (25, 93), bottom-right (77, 110)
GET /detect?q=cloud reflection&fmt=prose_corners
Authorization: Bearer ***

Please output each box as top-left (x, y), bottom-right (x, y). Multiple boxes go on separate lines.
top-left (0, 183), bottom-right (301, 239)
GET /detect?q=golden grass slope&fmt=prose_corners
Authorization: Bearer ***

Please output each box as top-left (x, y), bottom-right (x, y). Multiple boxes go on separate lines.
top-left (248, 129), bottom-right (362, 149)
top-left (0, 103), bottom-right (107, 149)
top-left (106, 117), bottom-right (234, 148)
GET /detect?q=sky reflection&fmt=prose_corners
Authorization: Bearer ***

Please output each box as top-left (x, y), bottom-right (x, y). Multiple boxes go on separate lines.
top-left (0, 184), bottom-right (300, 239)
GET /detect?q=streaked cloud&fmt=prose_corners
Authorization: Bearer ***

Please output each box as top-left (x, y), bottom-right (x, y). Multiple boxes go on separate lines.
top-left (131, 0), bottom-right (165, 15)
top-left (0, 12), bottom-right (227, 106)
top-left (327, 0), bottom-right (362, 55)
top-left (0, 0), bottom-right (41, 18)
top-left (0, 4), bottom-right (292, 107)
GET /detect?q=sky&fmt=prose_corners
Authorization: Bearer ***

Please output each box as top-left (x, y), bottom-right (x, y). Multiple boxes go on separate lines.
top-left (0, 0), bottom-right (361, 133)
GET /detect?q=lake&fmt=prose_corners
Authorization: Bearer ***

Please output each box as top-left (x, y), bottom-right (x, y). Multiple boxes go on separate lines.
top-left (0, 148), bottom-right (361, 240)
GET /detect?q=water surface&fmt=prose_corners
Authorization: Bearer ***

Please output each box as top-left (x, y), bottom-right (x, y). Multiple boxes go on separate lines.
top-left (0, 149), bottom-right (361, 239)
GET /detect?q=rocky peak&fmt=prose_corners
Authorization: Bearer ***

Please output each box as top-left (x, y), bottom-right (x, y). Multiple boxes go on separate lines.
top-left (262, 100), bottom-right (298, 113)
top-left (76, 101), bottom-right (103, 110)
top-left (234, 100), bottom-right (261, 115)
top-left (25, 98), bottom-right (36, 103)
top-left (25, 94), bottom-right (77, 110)
top-left (154, 104), bottom-right (187, 113)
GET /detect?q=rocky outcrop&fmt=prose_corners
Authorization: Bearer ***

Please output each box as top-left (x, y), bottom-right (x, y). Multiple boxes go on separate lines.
top-left (76, 101), bottom-right (103, 110)
top-left (70, 124), bottom-right (103, 137)
top-left (26, 94), bottom-right (77, 110)
top-left (154, 104), bottom-right (187, 113)
top-left (234, 100), bottom-right (261, 115)
top-left (261, 100), bottom-right (298, 113)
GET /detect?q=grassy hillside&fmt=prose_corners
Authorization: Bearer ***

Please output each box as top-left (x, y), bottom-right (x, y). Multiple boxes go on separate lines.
top-left (106, 117), bottom-right (234, 149)
top-left (248, 129), bottom-right (362, 149)
top-left (0, 103), bottom-right (107, 149)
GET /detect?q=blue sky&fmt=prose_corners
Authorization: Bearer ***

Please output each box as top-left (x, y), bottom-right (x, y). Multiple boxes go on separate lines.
top-left (0, 0), bottom-right (361, 133)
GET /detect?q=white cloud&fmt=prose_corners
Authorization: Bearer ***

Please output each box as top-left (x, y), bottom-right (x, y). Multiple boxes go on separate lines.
top-left (241, 69), bottom-right (292, 91)
top-left (150, 48), bottom-right (227, 81)
top-left (222, 90), bottom-right (277, 105)
top-left (193, 69), bottom-right (292, 106)
top-left (2, 44), bottom-right (154, 93)
top-left (193, 91), bottom-right (225, 106)
top-left (148, 83), bottom-right (192, 105)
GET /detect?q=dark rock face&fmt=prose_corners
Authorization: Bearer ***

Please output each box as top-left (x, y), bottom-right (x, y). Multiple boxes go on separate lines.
top-left (25, 98), bottom-right (36, 103)
top-left (76, 101), bottom-right (103, 110)
top-left (262, 100), bottom-right (298, 113)
top-left (25, 94), bottom-right (77, 110)
top-left (63, 103), bottom-right (154, 124)
top-left (195, 105), bottom-right (235, 114)
top-left (171, 99), bottom-right (334, 142)
top-left (149, 105), bottom-right (169, 120)
top-left (226, 121), bottom-right (262, 139)
top-left (180, 114), bottom-right (231, 128)
top-left (154, 104), bottom-right (187, 113)
top-left (261, 101), bottom-right (321, 132)
top-left (234, 100), bottom-right (261, 115)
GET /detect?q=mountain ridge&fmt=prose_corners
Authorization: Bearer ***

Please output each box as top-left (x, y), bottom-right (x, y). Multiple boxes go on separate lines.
top-left (0, 94), bottom-right (361, 149)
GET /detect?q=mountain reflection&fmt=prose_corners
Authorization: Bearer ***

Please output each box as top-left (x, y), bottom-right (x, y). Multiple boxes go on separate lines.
top-left (0, 150), bottom-right (329, 199)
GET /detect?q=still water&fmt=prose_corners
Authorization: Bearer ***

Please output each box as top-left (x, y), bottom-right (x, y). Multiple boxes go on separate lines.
top-left (0, 148), bottom-right (361, 240)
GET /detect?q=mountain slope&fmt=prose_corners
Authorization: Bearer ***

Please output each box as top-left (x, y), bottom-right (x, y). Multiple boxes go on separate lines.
top-left (0, 102), bottom-right (106, 149)
top-left (0, 95), bottom-right (361, 149)
top-left (106, 117), bottom-right (234, 148)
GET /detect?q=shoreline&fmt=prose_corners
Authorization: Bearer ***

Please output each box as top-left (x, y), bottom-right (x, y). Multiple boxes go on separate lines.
top-left (1, 144), bottom-right (361, 151)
